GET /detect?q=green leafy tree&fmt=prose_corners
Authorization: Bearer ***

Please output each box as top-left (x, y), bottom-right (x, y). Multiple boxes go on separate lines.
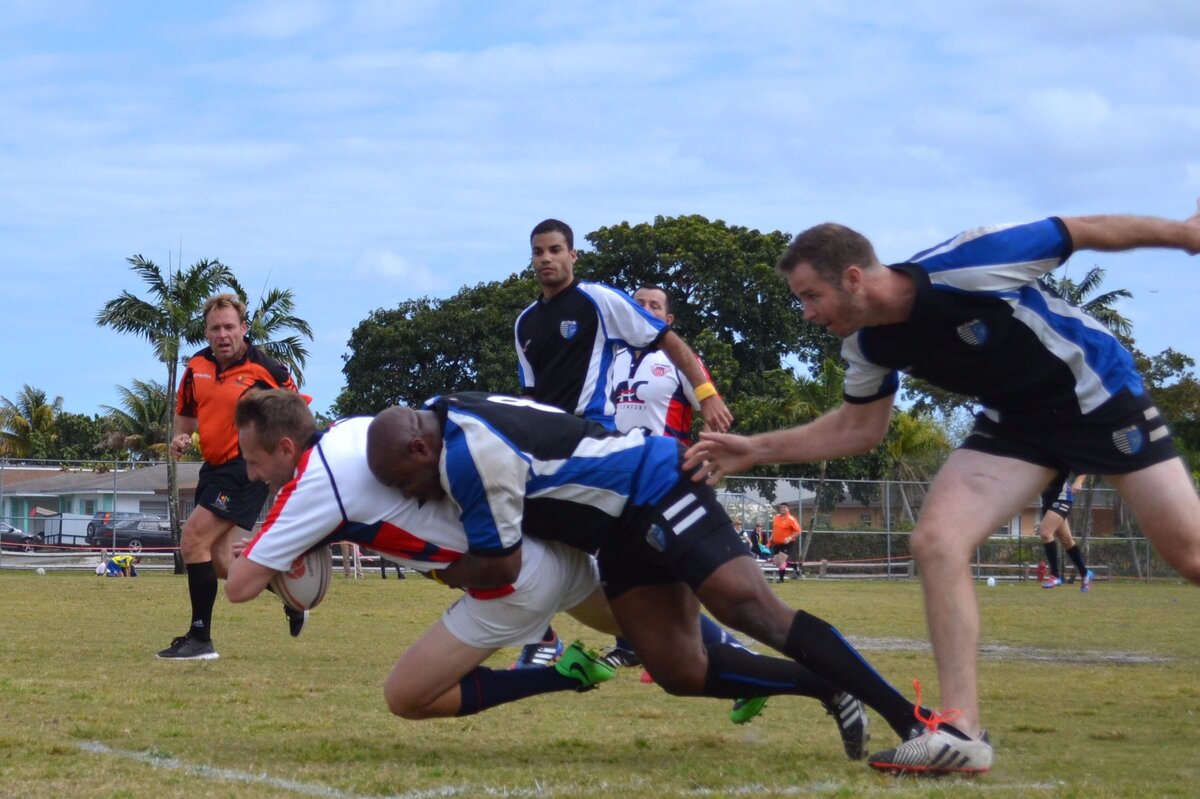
top-left (100, 379), bottom-right (171, 461)
top-left (336, 274), bottom-right (535, 415)
top-left (96, 256), bottom-right (236, 570)
top-left (0, 385), bottom-right (63, 459)
top-left (1136, 348), bottom-right (1200, 475)
top-left (580, 215), bottom-right (839, 397)
top-left (54, 412), bottom-right (116, 462)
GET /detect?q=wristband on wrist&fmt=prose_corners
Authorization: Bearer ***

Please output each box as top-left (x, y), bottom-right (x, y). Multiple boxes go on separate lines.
top-left (427, 569), bottom-right (446, 585)
top-left (694, 381), bottom-right (719, 402)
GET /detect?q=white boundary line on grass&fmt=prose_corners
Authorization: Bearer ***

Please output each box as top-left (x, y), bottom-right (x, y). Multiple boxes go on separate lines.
top-left (79, 739), bottom-right (1063, 797)
top-left (78, 741), bottom-right (465, 799)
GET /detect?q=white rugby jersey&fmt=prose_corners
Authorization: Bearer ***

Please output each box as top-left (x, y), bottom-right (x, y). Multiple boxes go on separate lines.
top-left (611, 346), bottom-right (704, 443)
top-left (242, 417), bottom-right (470, 573)
top-left (514, 280), bottom-right (668, 425)
top-left (842, 217), bottom-right (1143, 423)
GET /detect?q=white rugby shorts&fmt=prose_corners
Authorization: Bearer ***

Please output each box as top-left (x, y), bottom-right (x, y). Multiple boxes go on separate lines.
top-left (441, 538), bottom-right (600, 649)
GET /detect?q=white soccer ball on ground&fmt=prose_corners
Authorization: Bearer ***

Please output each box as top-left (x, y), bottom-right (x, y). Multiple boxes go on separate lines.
top-left (986, 576), bottom-right (996, 588)
top-left (36, 567), bottom-right (46, 577)
top-left (269, 547), bottom-right (332, 611)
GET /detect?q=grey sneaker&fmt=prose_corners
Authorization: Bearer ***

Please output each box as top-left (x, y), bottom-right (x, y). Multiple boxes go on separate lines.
top-left (156, 635), bottom-right (219, 661)
top-left (822, 691), bottom-right (869, 760)
top-left (868, 727), bottom-right (992, 775)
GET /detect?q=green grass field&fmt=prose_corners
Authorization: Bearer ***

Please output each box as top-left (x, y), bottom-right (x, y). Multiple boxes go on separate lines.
top-left (2, 570), bottom-right (1197, 798)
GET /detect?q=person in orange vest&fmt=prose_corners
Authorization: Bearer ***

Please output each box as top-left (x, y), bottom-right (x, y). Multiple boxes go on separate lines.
top-left (770, 503), bottom-right (801, 583)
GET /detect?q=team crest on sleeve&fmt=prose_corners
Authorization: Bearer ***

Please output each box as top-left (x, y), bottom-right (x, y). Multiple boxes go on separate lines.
top-left (1112, 425), bottom-right (1145, 455)
top-left (956, 319), bottom-right (989, 346)
top-left (559, 320), bottom-right (579, 340)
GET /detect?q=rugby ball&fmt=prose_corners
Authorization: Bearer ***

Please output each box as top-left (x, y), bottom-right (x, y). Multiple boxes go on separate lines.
top-left (269, 547), bottom-right (332, 611)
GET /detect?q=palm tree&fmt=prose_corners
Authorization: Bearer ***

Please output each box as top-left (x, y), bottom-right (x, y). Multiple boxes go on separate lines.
top-left (228, 280), bottom-right (313, 385)
top-left (0, 385), bottom-right (63, 459)
top-left (881, 411), bottom-right (952, 525)
top-left (100, 379), bottom-right (171, 460)
top-left (96, 255), bottom-right (236, 570)
top-left (1040, 265), bottom-right (1133, 339)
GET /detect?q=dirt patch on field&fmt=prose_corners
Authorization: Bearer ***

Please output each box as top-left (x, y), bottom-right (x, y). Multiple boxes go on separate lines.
top-left (845, 635), bottom-right (1171, 665)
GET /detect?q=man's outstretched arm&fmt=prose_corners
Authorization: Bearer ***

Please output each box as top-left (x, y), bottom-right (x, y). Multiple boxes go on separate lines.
top-left (683, 396), bottom-right (894, 485)
top-left (1063, 200), bottom-right (1200, 254)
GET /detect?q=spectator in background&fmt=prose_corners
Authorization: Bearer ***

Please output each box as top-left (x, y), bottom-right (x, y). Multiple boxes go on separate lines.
top-left (749, 521), bottom-right (766, 558)
top-left (339, 540), bottom-right (365, 579)
top-left (106, 553), bottom-right (140, 577)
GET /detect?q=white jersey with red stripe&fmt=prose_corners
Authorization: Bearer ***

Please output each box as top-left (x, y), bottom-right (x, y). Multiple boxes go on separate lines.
top-left (611, 346), bottom-right (703, 443)
top-left (242, 417), bottom-right (469, 574)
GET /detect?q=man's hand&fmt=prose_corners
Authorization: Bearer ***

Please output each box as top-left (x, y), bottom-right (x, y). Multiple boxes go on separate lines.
top-left (169, 433), bottom-right (192, 460)
top-left (683, 431), bottom-right (757, 485)
top-left (699, 395), bottom-right (733, 434)
top-left (1183, 198), bottom-right (1200, 255)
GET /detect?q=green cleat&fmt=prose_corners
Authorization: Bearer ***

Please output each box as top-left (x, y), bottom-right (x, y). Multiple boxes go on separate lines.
top-left (555, 640), bottom-right (617, 691)
top-left (730, 696), bottom-right (769, 725)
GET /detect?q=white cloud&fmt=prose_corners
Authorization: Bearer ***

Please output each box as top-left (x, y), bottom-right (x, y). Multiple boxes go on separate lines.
top-left (213, 0), bottom-right (328, 40)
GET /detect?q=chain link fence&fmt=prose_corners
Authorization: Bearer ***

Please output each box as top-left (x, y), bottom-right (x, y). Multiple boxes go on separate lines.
top-left (0, 459), bottom-right (1178, 579)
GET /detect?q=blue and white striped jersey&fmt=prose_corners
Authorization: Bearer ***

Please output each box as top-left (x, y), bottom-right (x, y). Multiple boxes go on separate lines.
top-left (842, 217), bottom-right (1144, 422)
top-left (423, 392), bottom-right (683, 555)
top-left (515, 280), bottom-right (669, 426)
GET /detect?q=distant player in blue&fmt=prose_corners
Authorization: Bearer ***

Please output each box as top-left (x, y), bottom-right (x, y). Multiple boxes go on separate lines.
top-left (687, 202), bottom-right (1200, 774)
top-left (368, 392), bottom-right (939, 760)
top-left (1037, 473), bottom-right (1093, 590)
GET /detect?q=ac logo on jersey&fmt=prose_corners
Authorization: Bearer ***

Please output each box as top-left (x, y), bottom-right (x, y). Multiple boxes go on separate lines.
top-left (559, 320), bottom-right (579, 339)
top-left (956, 319), bottom-right (988, 346)
top-left (613, 380), bottom-right (648, 406)
top-left (652, 365), bottom-right (670, 378)
top-left (1112, 425), bottom-right (1145, 455)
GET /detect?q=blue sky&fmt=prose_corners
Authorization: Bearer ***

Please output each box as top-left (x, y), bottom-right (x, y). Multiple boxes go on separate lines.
top-left (3, 1), bottom-right (1199, 419)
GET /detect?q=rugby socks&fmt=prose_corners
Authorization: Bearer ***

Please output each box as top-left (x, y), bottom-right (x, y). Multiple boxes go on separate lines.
top-left (1065, 544), bottom-right (1088, 577)
top-left (456, 666), bottom-right (579, 716)
top-left (781, 610), bottom-right (917, 737)
top-left (186, 560), bottom-right (218, 642)
top-left (701, 642), bottom-right (835, 699)
top-left (699, 613), bottom-right (745, 648)
top-left (1043, 542), bottom-right (1061, 579)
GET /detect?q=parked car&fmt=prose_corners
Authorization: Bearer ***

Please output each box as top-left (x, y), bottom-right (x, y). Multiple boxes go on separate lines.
top-left (87, 511), bottom-right (158, 538)
top-left (1, 521), bottom-right (44, 552)
top-left (88, 518), bottom-right (175, 553)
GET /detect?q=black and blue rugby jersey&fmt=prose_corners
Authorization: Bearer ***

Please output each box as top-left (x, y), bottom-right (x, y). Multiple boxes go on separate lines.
top-left (514, 280), bottom-right (668, 425)
top-left (423, 392), bottom-right (681, 554)
top-left (842, 217), bottom-right (1143, 423)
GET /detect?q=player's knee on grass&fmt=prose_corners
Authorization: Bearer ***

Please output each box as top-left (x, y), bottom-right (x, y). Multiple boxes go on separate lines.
top-left (383, 678), bottom-right (433, 720)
